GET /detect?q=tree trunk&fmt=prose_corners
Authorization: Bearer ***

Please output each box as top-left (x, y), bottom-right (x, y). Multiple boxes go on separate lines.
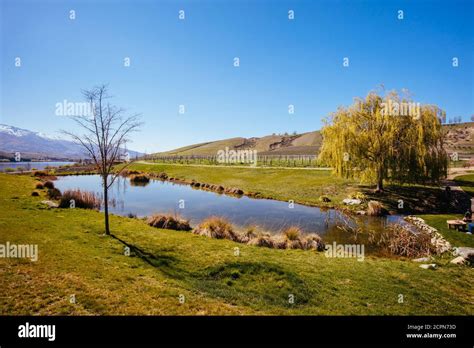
top-left (103, 175), bottom-right (110, 235)
top-left (376, 167), bottom-right (384, 192)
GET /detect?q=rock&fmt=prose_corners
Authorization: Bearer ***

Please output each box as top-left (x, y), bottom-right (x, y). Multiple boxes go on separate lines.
top-left (41, 200), bottom-right (58, 208)
top-left (450, 256), bottom-right (466, 265)
top-left (419, 264), bottom-right (437, 270)
top-left (453, 247), bottom-right (474, 259)
top-left (342, 198), bottom-right (361, 205)
top-left (413, 257), bottom-right (430, 262)
top-left (355, 210), bottom-right (366, 215)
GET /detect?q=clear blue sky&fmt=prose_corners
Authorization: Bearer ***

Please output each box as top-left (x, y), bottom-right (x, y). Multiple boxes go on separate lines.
top-left (1, 0), bottom-right (473, 153)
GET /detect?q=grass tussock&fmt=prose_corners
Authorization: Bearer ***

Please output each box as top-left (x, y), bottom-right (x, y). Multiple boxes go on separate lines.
top-left (283, 226), bottom-right (301, 241)
top-left (367, 200), bottom-right (386, 216)
top-left (35, 182), bottom-right (44, 189)
top-left (193, 216), bottom-right (240, 241)
top-left (58, 189), bottom-right (101, 210)
top-left (147, 213), bottom-right (191, 231)
top-left (193, 218), bottom-right (325, 251)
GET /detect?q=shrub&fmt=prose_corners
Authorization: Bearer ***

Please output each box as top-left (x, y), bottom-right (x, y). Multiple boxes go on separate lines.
top-left (193, 216), bottom-right (239, 241)
top-left (43, 181), bottom-right (55, 189)
top-left (58, 189), bottom-right (101, 209)
top-left (47, 188), bottom-right (62, 200)
top-left (372, 224), bottom-right (436, 258)
top-left (4, 167), bottom-right (15, 173)
top-left (367, 200), bottom-right (386, 216)
top-left (35, 182), bottom-right (44, 189)
top-left (129, 174), bottom-right (150, 183)
top-left (147, 213), bottom-right (191, 231)
top-left (120, 169), bottom-right (141, 177)
top-left (33, 170), bottom-right (48, 177)
top-left (319, 195), bottom-right (331, 203)
top-left (31, 191), bottom-right (39, 196)
top-left (350, 191), bottom-right (367, 201)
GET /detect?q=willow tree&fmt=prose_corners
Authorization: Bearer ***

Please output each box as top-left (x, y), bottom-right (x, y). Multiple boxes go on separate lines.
top-left (318, 90), bottom-right (447, 191)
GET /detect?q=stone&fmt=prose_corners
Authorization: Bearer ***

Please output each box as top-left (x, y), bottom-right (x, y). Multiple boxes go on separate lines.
top-left (413, 257), bottom-right (430, 262)
top-left (41, 200), bottom-right (58, 208)
top-left (342, 198), bottom-right (361, 205)
top-left (455, 247), bottom-right (474, 259)
top-left (450, 256), bottom-right (466, 265)
top-left (419, 264), bottom-right (437, 270)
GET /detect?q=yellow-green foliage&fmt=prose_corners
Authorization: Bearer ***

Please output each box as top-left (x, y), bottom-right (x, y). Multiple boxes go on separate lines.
top-left (319, 90), bottom-right (448, 190)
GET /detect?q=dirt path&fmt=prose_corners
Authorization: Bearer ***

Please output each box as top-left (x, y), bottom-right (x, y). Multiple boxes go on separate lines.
top-left (447, 166), bottom-right (474, 180)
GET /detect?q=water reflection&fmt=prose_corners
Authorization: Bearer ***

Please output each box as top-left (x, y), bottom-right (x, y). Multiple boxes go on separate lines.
top-left (55, 175), bottom-right (405, 245)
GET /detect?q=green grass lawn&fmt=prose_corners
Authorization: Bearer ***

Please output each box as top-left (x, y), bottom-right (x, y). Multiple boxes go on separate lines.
top-left (416, 215), bottom-right (474, 248)
top-left (454, 174), bottom-right (474, 197)
top-left (0, 173), bottom-right (472, 315)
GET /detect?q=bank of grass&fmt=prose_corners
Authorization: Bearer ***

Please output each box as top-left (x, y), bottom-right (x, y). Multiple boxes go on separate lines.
top-left (125, 162), bottom-right (355, 207)
top-left (0, 173), bottom-right (473, 315)
top-left (124, 162), bottom-right (463, 214)
top-left (419, 214), bottom-right (474, 248)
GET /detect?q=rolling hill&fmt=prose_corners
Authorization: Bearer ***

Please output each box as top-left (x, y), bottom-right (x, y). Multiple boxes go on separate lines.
top-left (156, 123), bottom-right (474, 159)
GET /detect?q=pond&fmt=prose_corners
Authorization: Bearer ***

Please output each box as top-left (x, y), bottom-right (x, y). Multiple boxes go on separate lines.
top-left (54, 175), bottom-right (406, 248)
top-left (0, 161), bottom-right (73, 172)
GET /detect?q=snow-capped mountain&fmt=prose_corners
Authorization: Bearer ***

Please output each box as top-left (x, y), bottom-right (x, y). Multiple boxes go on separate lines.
top-left (0, 124), bottom-right (62, 140)
top-left (0, 124), bottom-right (142, 160)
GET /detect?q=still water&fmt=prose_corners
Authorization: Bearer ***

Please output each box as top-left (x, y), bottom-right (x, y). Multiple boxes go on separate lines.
top-left (55, 175), bottom-right (405, 245)
top-left (0, 161), bottom-right (72, 172)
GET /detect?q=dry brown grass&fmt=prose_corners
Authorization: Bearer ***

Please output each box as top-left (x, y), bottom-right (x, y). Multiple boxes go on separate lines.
top-left (367, 200), bottom-right (386, 216)
top-left (147, 213), bottom-right (191, 231)
top-left (59, 189), bottom-right (101, 210)
top-left (193, 216), bottom-right (239, 241)
top-left (371, 224), bottom-right (437, 258)
top-left (283, 226), bottom-right (301, 241)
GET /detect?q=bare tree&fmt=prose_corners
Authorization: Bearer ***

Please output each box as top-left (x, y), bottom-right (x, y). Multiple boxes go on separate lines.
top-left (64, 85), bottom-right (141, 235)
